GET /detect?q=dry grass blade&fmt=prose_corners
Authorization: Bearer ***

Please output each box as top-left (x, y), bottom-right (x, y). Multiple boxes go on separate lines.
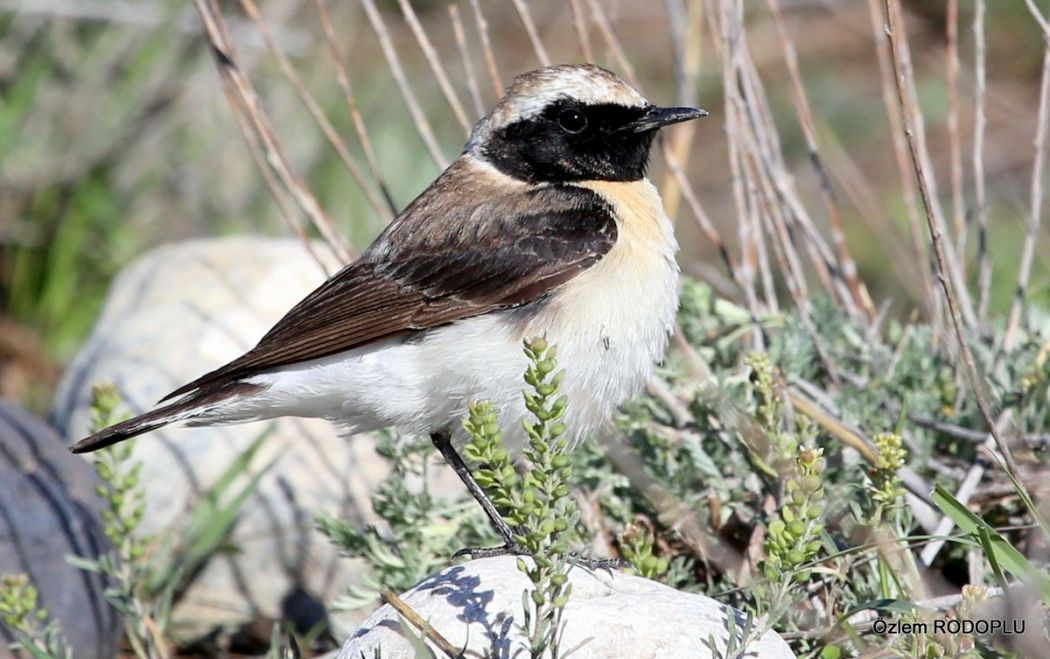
top-left (882, 0), bottom-right (1017, 476)
top-left (704, 0), bottom-right (863, 319)
top-left (586, 0), bottom-right (638, 85)
top-left (468, 0), bottom-right (503, 97)
top-left (397, 0), bottom-right (472, 136)
top-left (448, 3), bottom-right (486, 118)
top-left (882, 0), bottom-right (977, 330)
top-left (360, 0), bottom-right (448, 170)
top-left (1026, 0), bottom-right (1050, 38)
top-left (865, 0), bottom-right (938, 323)
top-left (767, 0), bottom-right (874, 320)
top-left (720, 1), bottom-right (763, 338)
top-left (240, 0), bottom-right (391, 231)
top-left (381, 590), bottom-right (462, 658)
top-left (315, 0), bottom-right (398, 217)
top-left (191, 0), bottom-right (351, 265)
top-left (1005, 7), bottom-right (1050, 350)
top-left (659, 0), bottom-right (704, 220)
top-left (569, 0), bottom-right (594, 63)
top-left (973, 0), bottom-right (991, 327)
top-left (510, 0), bottom-right (551, 66)
top-left (227, 89), bottom-right (331, 275)
top-left (946, 0), bottom-right (966, 266)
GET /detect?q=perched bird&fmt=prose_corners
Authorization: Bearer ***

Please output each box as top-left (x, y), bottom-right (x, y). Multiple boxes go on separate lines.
top-left (73, 64), bottom-right (706, 554)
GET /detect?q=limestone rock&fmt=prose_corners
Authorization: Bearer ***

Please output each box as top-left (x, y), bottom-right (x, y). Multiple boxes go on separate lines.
top-left (339, 556), bottom-right (796, 658)
top-left (50, 237), bottom-right (389, 636)
top-left (0, 402), bottom-right (121, 659)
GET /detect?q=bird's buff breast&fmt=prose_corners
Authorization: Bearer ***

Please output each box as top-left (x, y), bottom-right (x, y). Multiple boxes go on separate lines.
top-left (431, 177), bottom-right (681, 451)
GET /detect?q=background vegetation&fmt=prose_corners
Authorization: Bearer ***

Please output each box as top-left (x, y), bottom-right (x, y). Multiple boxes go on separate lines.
top-left (3, 0), bottom-right (1050, 657)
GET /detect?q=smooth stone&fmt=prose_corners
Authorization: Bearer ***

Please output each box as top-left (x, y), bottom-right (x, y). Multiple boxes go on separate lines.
top-left (339, 556), bottom-right (796, 659)
top-left (50, 237), bottom-right (395, 637)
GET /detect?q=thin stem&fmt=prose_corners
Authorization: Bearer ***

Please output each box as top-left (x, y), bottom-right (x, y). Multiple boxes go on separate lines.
top-left (192, 0), bottom-right (351, 265)
top-left (1005, 7), bottom-right (1050, 350)
top-left (767, 0), bottom-right (874, 319)
top-left (241, 0), bottom-right (391, 231)
top-left (469, 0), bottom-right (503, 98)
top-left (510, 0), bottom-right (551, 66)
top-left (448, 3), bottom-right (485, 118)
top-left (865, 0), bottom-right (937, 323)
top-left (973, 0), bottom-right (991, 326)
top-left (397, 0), bottom-right (472, 135)
top-left (882, 0), bottom-right (1017, 477)
top-left (946, 0), bottom-right (966, 263)
top-left (359, 0), bottom-right (448, 170)
top-left (315, 0), bottom-right (398, 217)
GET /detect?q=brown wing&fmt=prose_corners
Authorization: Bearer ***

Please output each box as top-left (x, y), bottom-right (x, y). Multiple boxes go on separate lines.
top-left (162, 163), bottom-right (616, 401)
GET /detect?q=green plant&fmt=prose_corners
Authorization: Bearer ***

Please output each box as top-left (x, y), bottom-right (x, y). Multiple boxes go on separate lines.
top-left (70, 384), bottom-right (170, 659)
top-left (618, 523), bottom-right (669, 580)
top-left (760, 447), bottom-right (827, 597)
top-left (317, 430), bottom-right (492, 611)
top-left (463, 337), bottom-right (579, 659)
top-left (0, 574), bottom-right (71, 659)
top-left (67, 384), bottom-right (275, 658)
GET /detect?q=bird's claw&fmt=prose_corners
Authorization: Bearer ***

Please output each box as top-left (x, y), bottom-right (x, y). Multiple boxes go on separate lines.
top-left (567, 553), bottom-right (631, 572)
top-left (452, 542), bottom-right (530, 560)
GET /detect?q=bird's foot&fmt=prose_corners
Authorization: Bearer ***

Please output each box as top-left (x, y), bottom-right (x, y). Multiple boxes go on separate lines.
top-left (568, 553), bottom-right (631, 572)
top-left (452, 541), bottom-right (530, 560)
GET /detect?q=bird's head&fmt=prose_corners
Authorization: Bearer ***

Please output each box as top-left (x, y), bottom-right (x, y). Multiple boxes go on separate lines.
top-left (468, 64), bottom-right (706, 184)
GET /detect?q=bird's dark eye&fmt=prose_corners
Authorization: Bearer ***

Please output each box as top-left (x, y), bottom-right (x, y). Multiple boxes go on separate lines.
top-left (557, 109), bottom-right (588, 134)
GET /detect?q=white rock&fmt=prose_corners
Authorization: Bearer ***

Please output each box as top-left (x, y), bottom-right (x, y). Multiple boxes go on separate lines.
top-left (339, 556), bottom-right (796, 659)
top-left (50, 237), bottom-right (401, 635)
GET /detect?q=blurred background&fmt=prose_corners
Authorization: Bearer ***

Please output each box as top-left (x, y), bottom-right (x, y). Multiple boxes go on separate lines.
top-left (1, 0), bottom-right (1047, 412)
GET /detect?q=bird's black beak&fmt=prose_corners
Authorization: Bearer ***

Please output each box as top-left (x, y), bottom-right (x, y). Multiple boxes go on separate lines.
top-left (624, 105), bottom-right (709, 133)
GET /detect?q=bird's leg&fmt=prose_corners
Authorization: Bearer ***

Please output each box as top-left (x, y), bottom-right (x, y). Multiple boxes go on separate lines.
top-left (567, 554), bottom-right (631, 571)
top-left (430, 432), bottom-right (527, 558)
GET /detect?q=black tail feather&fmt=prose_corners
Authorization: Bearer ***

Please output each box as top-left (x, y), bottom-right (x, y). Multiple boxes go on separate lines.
top-left (70, 381), bottom-right (263, 454)
top-left (70, 402), bottom-right (188, 453)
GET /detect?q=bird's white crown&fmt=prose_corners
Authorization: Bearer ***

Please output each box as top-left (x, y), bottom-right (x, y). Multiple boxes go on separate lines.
top-left (468, 64), bottom-right (648, 148)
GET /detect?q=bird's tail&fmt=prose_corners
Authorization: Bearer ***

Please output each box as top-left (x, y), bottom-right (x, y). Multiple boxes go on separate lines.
top-left (70, 382), bottom-right (261, 454)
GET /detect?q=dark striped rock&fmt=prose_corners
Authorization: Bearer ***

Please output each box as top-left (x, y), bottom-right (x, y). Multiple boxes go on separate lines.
top-left (50, 237), bottom-right (399, 637)
top-left (0, 402), bottom-right (121, 659)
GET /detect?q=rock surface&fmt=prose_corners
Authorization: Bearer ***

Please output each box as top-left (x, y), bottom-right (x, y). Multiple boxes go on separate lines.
top-left (0, 402), bottom-right (121, 659)
top-left (339, 556), bottom-right (796, 659)
top-left (50, 237), bottom-right (393, 636)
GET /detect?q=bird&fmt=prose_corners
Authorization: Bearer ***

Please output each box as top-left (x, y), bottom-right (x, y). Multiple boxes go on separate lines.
top-left (72, 63), bottom-right (707, 555)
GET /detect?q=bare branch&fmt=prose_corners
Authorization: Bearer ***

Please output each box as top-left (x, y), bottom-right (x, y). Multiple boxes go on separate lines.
top-left (468, 0), bottom-right (503, 97)
top-left (510, 0), bottom-right (551, 66)
top-left (359, 0), bottom-right (448, 170)
top-left (397, 0), bottom-right (472, 136)
top-left (569, 0), bottom-right (594, 63)
top-left (974, 0), bottom-right (992, 326)
top-left (882, 0), bottom-right (1017, 476)
top-left (946, 0), bottom-right (966, 263)
top-left (448, 3), bottom-right (485, 118)
top-left (1006, 5), bottom-right (1050, 349)
top-left (191, 0), bottom-right (351, 264)
top-left (315, 0), bottom-right (397, 216)
top-left (241, 0), bottom-right (392, 229)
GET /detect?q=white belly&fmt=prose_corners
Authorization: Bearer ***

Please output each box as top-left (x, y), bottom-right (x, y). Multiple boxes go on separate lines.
top-left (221, 179), bottom-right (679, 453)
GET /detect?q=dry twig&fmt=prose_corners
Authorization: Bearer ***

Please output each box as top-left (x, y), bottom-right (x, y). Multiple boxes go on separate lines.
top-left (382, 590), bottom-right (462, 658)
top-left (359, 0), bottom-right (448, 169)
top-left (882, 0), bottom-right (1017, 478)
top-left (192, 0), bottom-right (351, 265)
top-left (1005, 5), bottom-right (1050, 350)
